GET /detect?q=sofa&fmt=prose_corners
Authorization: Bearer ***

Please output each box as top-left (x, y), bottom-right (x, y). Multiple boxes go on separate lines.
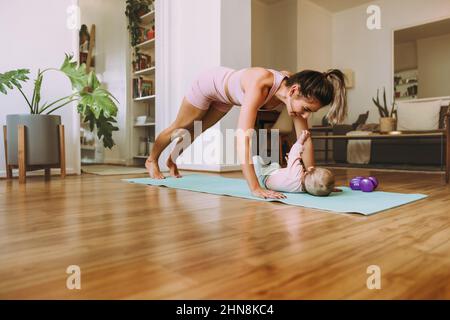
top-left (333, 100), bottom-right (449, 166)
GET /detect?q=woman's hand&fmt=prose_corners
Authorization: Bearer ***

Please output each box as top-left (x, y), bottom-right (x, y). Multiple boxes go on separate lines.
top-left (251, 187), bottom-right (287, 199)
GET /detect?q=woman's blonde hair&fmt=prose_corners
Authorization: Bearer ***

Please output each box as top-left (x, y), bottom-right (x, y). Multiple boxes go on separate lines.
top-left (285, 69), bottom-right (348, 125)
top-left (323, 70), bottom-right (348, 125)
top-left (304, 168), bottom-right (335, 196)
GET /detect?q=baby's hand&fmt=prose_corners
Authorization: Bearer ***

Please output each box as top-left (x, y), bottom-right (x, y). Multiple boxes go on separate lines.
top-left (299, 130), bottom-right (311, 145)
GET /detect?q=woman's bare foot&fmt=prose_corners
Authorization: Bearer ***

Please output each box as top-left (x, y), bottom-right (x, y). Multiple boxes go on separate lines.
top-left (166, 157), bottom-right (182, 178)
top-left (145, 159), bottom-right (165, 179)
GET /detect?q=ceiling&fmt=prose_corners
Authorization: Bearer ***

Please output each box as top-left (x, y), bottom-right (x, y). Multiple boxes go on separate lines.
top-left (257, 0), bottom-right (284, 4)
top-left (309, 0), bottom-right (373, 12)
top-left (395, 18), bottom-right (450, 43)
top-left (257, 0), bottom-right (374, 12)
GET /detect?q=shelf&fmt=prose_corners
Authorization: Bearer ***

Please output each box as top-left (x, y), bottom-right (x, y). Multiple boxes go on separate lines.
top-left (81, 145), bottom-right (95, 151)
top-left (81, 158), bottom-right (98, 164)
top-left (396, 96), bottom-right (417, 101)
top-left (395, 69), bottom-right (417, 74)
top-left (134, 95), bottom-right (156, 102)
top-left (395, 82), bottom-right (417, 87)
top-left (134, 122), bottom-right (155, 127)
top-left (130, 6), bottom-right (157, 165)
top-left (135, 38), bottom-right (155, 50)
top-left (134, 67), bottom-right (155, 76)
top-left (139, 10), bottom-right (155, 25)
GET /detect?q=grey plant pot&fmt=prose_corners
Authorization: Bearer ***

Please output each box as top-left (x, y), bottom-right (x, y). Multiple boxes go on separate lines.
top-left (6, 114), bottom-right (61, 166)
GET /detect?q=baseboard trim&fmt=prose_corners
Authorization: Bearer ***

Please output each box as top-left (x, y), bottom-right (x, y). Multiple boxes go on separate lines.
top-left (218, 164), bottom-right (241, 172)
top-left (0, 168), bottom-right (78, 178)
top-left (102, 158), bottom-right (128, 165)
top-left (325, 166), bottom-right (444, 175)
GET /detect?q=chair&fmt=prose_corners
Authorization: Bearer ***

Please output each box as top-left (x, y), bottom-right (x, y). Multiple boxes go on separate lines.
top-left (270, 107), bottom-right (294, 166)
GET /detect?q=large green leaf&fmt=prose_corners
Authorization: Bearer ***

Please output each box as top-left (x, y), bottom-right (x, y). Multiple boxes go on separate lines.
top-left (82, 107), bottom-right (119, 149)
top-left (1, 54), bottom-right (119, 149)
top-left (60, 54), bottom-right (119, 148)
top-left (60, 54), bottom-right (88, 91)
top-left (0, 69), bottom-right (30, 94)
top-left (87, 70), bottom-right (100, 90)
top-left (78, 87), bottom-right (118, 119)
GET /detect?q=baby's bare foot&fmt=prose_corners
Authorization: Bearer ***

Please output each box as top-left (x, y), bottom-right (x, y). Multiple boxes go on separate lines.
top-left (166, 157), bottom-right (182, 178)
top-left (145, 159), bottom-right (165, 179)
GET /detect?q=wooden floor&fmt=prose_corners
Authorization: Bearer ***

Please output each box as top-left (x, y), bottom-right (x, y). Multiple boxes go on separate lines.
top-left (0, 168), bottom-right (449, 299)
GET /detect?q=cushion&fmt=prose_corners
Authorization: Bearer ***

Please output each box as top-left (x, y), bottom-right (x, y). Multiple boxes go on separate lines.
top-left (346, 131), bottom-right (372, 164)
top-left (397, 100), bottom-right (442, 131)
top-left (439, 105), bottom-right (449, 129)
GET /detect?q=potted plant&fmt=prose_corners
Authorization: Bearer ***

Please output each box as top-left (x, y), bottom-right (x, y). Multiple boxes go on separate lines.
top-left (0, 54), bottom-right (118, 166)
top-left (125, 0), bottom-right (152, 50)
top-left (372, 87), bottom-right (397, 133)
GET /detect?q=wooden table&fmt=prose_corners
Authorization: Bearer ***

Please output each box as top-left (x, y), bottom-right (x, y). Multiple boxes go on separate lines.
top-left (312, 131), bottom-right (449, 183)
top-left (309, 126), bottom-right (333, 163)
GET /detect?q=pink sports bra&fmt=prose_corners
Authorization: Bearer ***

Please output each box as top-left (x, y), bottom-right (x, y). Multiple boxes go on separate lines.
top-left (224, 68), bottom-right (287, 110)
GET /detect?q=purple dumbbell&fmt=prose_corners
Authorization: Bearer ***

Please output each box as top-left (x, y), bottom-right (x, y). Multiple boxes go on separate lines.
top-left (360, 178), bottom-right (375, 192)
top-left (368, 176), bottom-right (379, 189)
top-left (350, 177), bottom-right (364, 190)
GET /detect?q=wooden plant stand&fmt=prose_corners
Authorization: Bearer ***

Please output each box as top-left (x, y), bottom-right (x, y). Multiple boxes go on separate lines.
top-left (3, 125), bottom-right (66, 184)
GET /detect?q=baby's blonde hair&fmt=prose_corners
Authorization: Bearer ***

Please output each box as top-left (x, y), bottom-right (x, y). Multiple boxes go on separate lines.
top-left (304, 168), bottom-right (335, 196)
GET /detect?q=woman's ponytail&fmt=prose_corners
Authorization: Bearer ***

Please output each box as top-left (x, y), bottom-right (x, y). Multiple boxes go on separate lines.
top-left (285, 69), bottom-right (348, 124)
top-left (323, 69), bottom-right (347, 125)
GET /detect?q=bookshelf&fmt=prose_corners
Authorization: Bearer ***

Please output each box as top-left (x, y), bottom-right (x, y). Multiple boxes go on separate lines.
top-left (394, 69), bottom-right (418, 101)
top-left (134, 66), bottom-right (155, 76)
top-left (128, 1), bottom-right (156, 165)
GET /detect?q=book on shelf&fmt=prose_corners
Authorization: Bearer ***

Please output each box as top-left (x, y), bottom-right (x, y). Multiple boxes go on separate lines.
top-left (137, 22), bottom-right (155, 44)
top-left (133, 53), bottom-right (153, 72)
top-left (133, 77), bottom-right (154, 98)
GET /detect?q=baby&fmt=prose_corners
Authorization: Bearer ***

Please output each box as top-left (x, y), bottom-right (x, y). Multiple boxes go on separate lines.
top-left (253, 130), bottom-right (335, 196)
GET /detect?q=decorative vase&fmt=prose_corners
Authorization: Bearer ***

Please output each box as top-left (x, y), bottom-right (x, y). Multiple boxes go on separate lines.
top-left (379, 117), bottom-right (397, 133)
top-left (6, 114), bottom-right (61, 165)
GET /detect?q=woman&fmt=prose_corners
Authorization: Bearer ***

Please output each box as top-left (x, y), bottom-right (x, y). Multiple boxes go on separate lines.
top-left (145, 66), bottom-right (347, 199)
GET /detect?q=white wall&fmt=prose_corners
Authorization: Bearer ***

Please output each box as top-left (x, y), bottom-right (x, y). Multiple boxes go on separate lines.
top-left (297, 0), bottom-right (332, 72)
top-left (270, 0), bottom-right (298, 72)
top-left (156, 0), bottom-right (251, 172)
top-left (332, 0), bottom-right (450, 124)
top-left (0, 0), bottom-right (80, 177)
top-left (251, 0), bottom-right (332, 125)
top-left (296, 0), bottom-right (333, 130)
top-left (251, 0), bottom-right (271, 68)
top-left (417, 33), bottom-right (450, 98)
top-left (251, 0), bottom-right (298, 72)
top-left (79, 0), bottom-right (128, 164)
top-left (156, 0), bottom-right (221, 171)
top-left (219, 0), bottom-right (252, 170)
top-left (394, 41), bottom-right (417, 72)
top-left (175, 0), bottom-right (222, 170)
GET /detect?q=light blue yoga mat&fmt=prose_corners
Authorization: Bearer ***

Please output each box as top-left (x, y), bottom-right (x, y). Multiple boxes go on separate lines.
top-left (124, 174), bottom-right (427, 215)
